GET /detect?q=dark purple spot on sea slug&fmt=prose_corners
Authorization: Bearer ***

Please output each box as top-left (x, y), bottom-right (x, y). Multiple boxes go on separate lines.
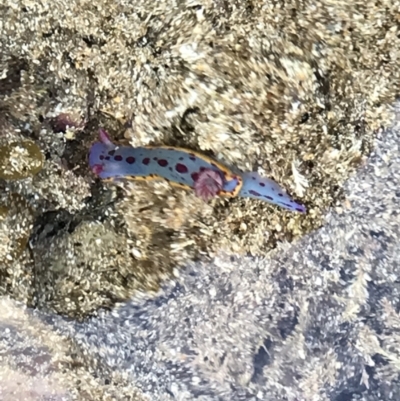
top-left (126, 156), bottom-right (135, 164)
top-left (108, 150), bottom-right (115, 156)
top-left (142, 157), bottom-right (150, 165)
top-left (259, 182), bottom-right (265, 187)
top-left (176, 163), bottom-right (188, 173)
top-left (191, 172), bottom-right (199, 181)
top-left (190, 156), bottom-right (196, 161)
top-left (199, 167), bottom-right (206, 172)
top-left (99, 155), bottom-right (104, 160)
top-left (296, 207), bottom-right (304, 212)
top-left (169, 167), bottom-right (172, 171)
top-left (264, 195), bottom-right (273, 200)
top-left (179, 157), bottom-right (184, 161)
top-left (249, 190), bottom-right (261, 196)
top-left (252, 176), bottom-right (256, 180)
top-left (153, 157), bottom-right (158, 160)
top-left (158, 159), bottom-right (168, 167)
top-left (114, 155), bottom-right (123, 161)
top-left (278, 193), bottom-right (283, 197)
top-left (105, 156), bottom-right (110, 161)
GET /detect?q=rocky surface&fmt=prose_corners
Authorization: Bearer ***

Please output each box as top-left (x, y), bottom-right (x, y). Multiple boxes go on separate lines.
top-left (2, 110), bottom-right (400, 401)
top-left (2, 0), bottom-right (400, 400)
top-left (0, 297), bottom-right (144, 400)
top-left (2, 0), bottom-right (400, 318)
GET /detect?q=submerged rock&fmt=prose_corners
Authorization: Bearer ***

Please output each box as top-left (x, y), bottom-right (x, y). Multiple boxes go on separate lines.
top-left (0, 193), bottom-right (35, 264)
top-left (0, 141), bottom-right (43, 180)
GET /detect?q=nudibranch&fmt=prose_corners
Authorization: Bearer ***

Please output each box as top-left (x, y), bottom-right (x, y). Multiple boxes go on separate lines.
top-left (88, 129), bottom-right (306, 213)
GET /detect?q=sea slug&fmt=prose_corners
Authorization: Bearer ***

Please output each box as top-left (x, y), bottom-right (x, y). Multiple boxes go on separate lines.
top-left (88, 129), bottom-right (306, 213)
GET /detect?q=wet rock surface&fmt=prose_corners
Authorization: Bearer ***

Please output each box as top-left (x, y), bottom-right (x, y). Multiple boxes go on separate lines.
top-left (0, 297), bottom-right (145, 401)
top-left (3, 111), bottom-right (400, 401)
top-left (1, 0), bottom-right (400, 399)
top-left (2, 0), bottom-right (400, 319)
top-left (66, 112), bottom-right (400, 400)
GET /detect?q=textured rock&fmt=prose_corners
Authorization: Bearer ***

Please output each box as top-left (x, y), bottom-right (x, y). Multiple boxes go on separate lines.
top-left (1, 109), bottom-right (396, 400)
top-left (2, 1), bottom-right (400, 317)
top-left (0, 297), bottom-right (146, 400)
top-left (1, 0), bottom-right (400, 399)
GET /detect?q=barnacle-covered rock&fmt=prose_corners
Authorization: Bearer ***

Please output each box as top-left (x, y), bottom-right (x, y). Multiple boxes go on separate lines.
top-left (1, 1), bottom-right (400, 399)
top-left (31, 213), bottom-right (181, 318)
top-left (0, 193), bottom-right (36, 303)
top-left (2, 0), bottom-right (398, 261)
top-left (32, 219), bottom-right (125, 317)
top-left (29, 180), bottom-right (214, 318)
top-left (0, 141), bottom-right (43, 180)
top-left (0, 193), bottom-right (34, 264)
top-left (2, 0), bottom-right (400, 322)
